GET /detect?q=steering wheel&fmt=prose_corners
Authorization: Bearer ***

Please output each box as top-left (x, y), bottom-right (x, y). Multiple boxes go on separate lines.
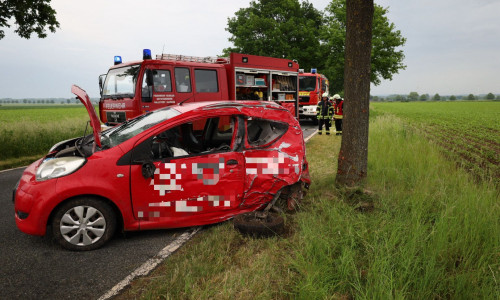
top-left (75, 139), bottom-right (86, 157)
top-left (216, 144), bottom-right (231, 151)
top-left (152, 137), bottom-right (173, 159)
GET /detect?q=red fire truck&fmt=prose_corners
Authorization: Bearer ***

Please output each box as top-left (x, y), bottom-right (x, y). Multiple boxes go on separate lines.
top-left (99, 50), bottom-right (299, 125)
top-left (298, 69), bottom-right (329, 124)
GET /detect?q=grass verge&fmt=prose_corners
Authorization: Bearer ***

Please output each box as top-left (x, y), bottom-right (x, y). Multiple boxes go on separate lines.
top-left (115, 113), bottom-right (499, 299)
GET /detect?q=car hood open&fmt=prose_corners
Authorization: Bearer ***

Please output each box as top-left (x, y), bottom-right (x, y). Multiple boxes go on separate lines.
top-left (71, 85), bottom-right (102, 148)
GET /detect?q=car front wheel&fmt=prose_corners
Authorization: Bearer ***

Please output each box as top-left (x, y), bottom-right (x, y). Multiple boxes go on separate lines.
top-left (51, 197), bottom-right (116, 251)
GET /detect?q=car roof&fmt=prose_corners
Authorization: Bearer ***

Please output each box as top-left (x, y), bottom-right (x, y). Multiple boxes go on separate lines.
top-left (172, 100), bottom-right (286, 114)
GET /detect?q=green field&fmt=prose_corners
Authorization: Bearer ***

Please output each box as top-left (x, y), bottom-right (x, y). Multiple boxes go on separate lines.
top-left (370, 101), bottom-right (499, 187)
top-left (0, 105), bottom-right (91, 169)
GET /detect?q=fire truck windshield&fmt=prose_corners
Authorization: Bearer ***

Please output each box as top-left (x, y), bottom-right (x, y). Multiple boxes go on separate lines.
top-left (299, 76), bottom-right (317, 92)
top-left (102, 64), bottom-right (141, 99)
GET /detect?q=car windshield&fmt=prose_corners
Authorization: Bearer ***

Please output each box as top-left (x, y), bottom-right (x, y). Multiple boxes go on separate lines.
top-left (101, 107), bottom-right (181, 148)
top-left (299, 76), bottom-right (316, 92)
top-left (102, 64), bottom-right (141, 99)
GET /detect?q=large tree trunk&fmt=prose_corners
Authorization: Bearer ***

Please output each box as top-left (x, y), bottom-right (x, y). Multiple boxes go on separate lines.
top-left (335, 0), bottom-right (374, 187)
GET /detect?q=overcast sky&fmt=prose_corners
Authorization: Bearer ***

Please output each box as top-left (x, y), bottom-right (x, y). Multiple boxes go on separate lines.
top-left (0, 0), bottom-right (498, 99)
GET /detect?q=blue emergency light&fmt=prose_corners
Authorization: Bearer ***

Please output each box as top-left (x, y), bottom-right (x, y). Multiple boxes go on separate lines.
top-left (114, 56), bottom-right (122, 65)
top-left (143, 49), bottom-right (152, 60)
top-left (311, 68), bottom-right (317, 74)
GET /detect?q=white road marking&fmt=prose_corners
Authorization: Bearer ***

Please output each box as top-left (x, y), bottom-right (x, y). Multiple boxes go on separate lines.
top-left (304, 129), bottom-right (318, 143)
top-left (0, 166), bottom-right (26, 174)
top-left (98, 227), bottom-right (201, 300)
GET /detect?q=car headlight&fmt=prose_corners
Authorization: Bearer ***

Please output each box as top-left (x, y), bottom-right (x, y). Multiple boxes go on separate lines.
top-left (36, 157), bottom-right (86, 181)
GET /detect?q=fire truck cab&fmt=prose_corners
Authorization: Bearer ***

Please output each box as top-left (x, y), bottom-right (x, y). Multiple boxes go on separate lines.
top-left (99, 49), bottom-right (299, 125)
top-left (298, 69), bottom-right (329, 124)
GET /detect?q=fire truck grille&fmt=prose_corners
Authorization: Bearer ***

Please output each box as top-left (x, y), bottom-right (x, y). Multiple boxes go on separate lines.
top-left (106, 111), bottom-right (127, 124)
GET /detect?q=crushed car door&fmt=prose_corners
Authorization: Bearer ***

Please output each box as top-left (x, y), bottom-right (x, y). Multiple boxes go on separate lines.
top-left (129, 115), bottom-right (245, 227)
top-left (241, 117), bottom-right (300, 207)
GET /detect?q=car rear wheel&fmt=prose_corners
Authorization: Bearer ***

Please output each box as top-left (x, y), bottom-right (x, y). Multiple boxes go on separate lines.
top-left (233, 211), bottom-right (284, 237)
top-left (51, 197), bottom-right (116, 251)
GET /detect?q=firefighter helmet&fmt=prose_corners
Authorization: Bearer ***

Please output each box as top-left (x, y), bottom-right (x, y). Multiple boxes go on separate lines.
top-left (332, 94), bottom-right (341, 100)
top-left (322, 92), bottom-right (328, 98)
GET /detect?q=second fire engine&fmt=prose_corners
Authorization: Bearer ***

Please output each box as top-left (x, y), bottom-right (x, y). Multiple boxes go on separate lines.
top-left (298, 69), bottom-right (329, 124)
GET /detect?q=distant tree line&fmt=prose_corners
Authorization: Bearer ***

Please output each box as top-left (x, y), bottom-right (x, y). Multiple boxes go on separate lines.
top-left (0, 98), bottom-right (100, 105)
top-left (371, 92), bottom-right (500, 102)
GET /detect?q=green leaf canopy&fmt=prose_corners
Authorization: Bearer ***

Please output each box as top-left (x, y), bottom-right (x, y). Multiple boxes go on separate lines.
top-left (224, 0), bottom-right (406, 94)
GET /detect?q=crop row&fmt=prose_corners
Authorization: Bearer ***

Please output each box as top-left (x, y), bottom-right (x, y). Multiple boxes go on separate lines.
top-left (371, 101), bottom-right (499, 187)
top-left (424, 126), bottom-right (498, 186)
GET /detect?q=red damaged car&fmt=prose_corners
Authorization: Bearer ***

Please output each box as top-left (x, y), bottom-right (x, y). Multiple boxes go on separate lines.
top-left (13, 85), bottom-right (310, 250)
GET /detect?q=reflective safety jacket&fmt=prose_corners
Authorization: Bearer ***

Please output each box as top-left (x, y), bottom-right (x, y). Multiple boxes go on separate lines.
top-left (316, 100), bottom-right (334, 119)
top-left (333, 99), bottom-right (344, 119)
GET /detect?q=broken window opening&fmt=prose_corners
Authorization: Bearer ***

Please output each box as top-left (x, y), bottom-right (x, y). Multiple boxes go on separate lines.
top-left (246, 118), bottom-right (288, 148)
top-left (148, 115), bottom-right (237, 161)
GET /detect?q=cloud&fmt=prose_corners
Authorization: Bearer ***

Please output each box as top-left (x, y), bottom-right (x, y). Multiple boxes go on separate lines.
top-left (371, 0), bottom-right (500, 95)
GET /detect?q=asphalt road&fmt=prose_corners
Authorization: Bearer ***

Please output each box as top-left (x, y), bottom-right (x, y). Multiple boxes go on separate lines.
top-left (0, 121), bottom-right (316, 300)
top-left (0, 166), bottom-right (188, 299)
top-left (300, 118), bottom-right (318, 140)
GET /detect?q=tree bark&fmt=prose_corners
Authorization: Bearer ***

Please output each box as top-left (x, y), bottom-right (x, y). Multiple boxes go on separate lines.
top-left (335, 0), bottom-right (374, 187)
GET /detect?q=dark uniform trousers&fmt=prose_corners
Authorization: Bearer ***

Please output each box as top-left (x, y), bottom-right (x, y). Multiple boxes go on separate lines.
top-left (317, 100), bottom-right (333, 135)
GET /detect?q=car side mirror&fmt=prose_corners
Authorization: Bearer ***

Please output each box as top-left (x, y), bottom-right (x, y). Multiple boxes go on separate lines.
top-left (98, 74), bottom-right (106, 96)
top-left (142, 86), bottom-right (153, 103)
top-left (141, 162), bottom-right (156, 179)
top-left (142, 69), bottom-right (154, 103)
top-left (146, 69), bottom-right (154, 86)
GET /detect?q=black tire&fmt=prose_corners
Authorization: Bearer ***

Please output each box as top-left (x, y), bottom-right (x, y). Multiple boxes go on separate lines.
top-left (311, 117), bottom-right (319, 125)
top-left (51, 197), bottom-right (117, 251)
top-left (233, 212), bottom-right (284, 237)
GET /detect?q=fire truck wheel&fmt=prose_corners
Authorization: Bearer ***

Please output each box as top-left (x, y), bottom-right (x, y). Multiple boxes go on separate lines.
top-left (233, 212), bottom-right (284, 237)
top-left (312, 117), bottom-right (318, 125)
top-left (51, 197), bottom-right (117, 251)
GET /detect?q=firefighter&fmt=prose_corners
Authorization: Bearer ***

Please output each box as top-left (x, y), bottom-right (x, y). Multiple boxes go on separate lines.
top-left (316, 93), bottom-right (333, 135)
top-left (332, 94), bottom-right (344, 135)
